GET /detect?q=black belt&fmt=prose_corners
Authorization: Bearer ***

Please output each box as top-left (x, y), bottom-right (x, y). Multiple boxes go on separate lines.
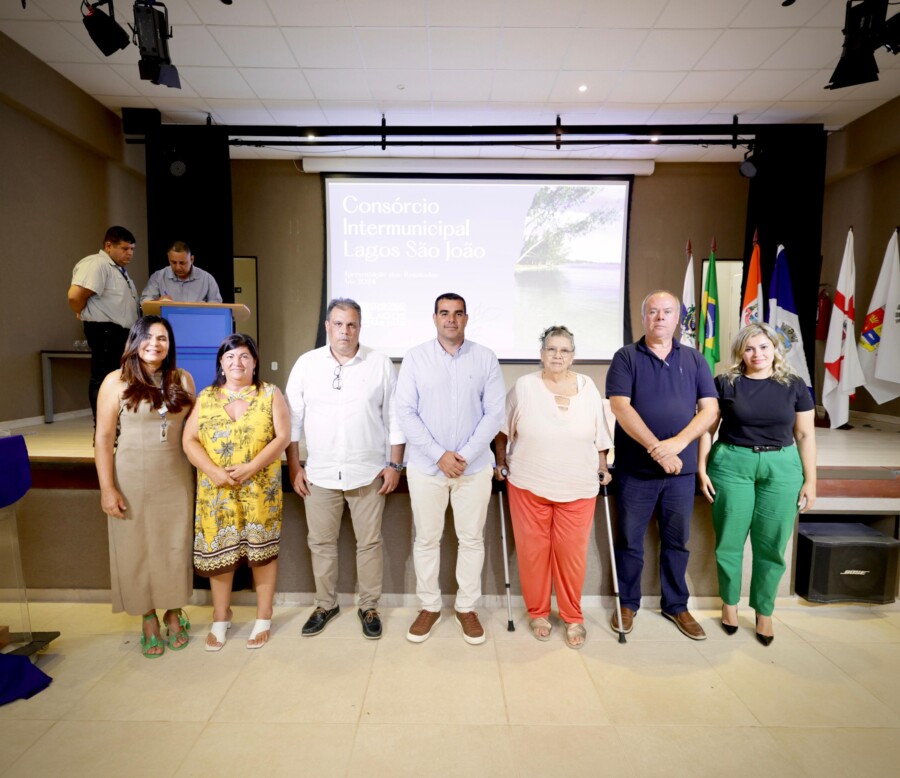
top-left (730, 443), bottom-right (784, 453)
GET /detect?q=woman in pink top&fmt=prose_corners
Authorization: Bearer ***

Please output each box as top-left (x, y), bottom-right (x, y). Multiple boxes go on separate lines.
top-left (494, 325), bottom-right (613, 648)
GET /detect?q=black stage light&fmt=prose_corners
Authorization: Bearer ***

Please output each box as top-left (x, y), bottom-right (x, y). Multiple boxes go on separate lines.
top-left (884, 12), bottom-right (900, 54)
top-left (132, 0), bottom-right (180, 89)
top-left (81, 0), bottom-right (130, 57)
top-left (739, 148), bottom-right (758, 179)
top-left (826, 0), bottom-right (888, 89)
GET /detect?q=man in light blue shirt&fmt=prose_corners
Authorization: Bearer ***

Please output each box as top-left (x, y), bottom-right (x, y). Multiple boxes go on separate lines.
top-left (140, 240), bottom-right (222, 304)
top-left (396, 292), bottom-right (505, 645)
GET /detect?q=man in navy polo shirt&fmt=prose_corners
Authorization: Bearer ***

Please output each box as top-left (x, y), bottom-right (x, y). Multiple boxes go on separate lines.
top-left (606, 290), bottom-right (719, 639)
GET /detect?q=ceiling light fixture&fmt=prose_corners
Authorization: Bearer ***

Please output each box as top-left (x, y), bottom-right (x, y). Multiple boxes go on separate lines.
top-left (739, 147), bottom-right (758, 178)
top-left (81, 0), bottom-right (130, 56)
top-left (578, 85), bottom-right (588, 92)
top-left (826, 0), bottom-right (899, 89)
top-left (883, 11), bottom-right (900, 53)
top-left (131, 0), bottom-right (180, 89)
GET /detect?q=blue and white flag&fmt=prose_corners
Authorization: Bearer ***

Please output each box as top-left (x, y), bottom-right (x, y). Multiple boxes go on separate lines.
top-left (768, 244), bottom-right (813, 393)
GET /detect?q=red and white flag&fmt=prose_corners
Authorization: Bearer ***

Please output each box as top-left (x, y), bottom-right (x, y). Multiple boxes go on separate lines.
top-left (823, 229), bottom-right (865, 428)
top-left (858, 230), bottom-right (900, 404)
top-left (740, 236), bottom-right (763, 326)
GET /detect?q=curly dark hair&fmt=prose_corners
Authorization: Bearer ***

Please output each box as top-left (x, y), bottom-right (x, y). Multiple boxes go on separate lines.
top-left (539, 325), bottom-right (575, 351)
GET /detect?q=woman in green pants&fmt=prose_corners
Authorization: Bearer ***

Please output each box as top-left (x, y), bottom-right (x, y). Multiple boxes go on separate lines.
top-left (698, 323), bottom-right (816, 646)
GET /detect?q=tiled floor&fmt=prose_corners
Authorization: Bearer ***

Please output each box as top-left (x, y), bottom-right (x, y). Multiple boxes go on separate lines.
top-left (2, 602), bottom-right (900, 777)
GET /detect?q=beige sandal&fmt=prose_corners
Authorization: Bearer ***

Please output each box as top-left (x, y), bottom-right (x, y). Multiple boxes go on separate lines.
top-left (564, 622), bottom-right (586, 650)
top-left (530, 617), bottom-right (552, 642)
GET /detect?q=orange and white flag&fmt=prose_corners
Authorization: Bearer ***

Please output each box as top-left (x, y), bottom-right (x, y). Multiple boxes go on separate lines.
top-left (740, 238), bottom-right (763, 326)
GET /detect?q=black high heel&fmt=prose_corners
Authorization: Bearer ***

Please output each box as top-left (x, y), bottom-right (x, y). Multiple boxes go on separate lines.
top-left (755, 612), bottom-right (774, 647)
top-left (721, 604), bottom-right (738, 636)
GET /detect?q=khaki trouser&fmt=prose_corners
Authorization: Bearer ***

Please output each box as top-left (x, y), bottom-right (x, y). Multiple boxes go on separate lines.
top-left (306, 477), bottom-right (385, 611)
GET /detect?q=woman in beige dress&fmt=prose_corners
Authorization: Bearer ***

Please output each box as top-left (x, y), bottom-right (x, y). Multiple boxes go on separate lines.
top-left (95, 315), bottom-right (196, 658)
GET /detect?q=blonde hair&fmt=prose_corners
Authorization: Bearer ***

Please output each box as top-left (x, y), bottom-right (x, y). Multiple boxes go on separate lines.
top-left (721, 322), bottom-right (797, 385)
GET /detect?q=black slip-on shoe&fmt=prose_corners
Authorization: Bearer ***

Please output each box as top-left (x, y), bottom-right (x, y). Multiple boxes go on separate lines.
top-left (301, 605), bottom-right (340, 636)
top-left (358, 608), bottom-right (383, 639)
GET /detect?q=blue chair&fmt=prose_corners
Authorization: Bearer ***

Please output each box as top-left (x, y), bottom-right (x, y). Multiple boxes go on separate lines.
top-left (0, 434), bottom-right (30, 509)
top-left (0, 434), bottom-right (58, 657)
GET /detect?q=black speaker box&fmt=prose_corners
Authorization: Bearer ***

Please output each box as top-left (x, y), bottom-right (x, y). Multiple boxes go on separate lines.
top-left (121, 107), bottom-right (161, 136)
top-left (795, 523), bottom-right (900, 604)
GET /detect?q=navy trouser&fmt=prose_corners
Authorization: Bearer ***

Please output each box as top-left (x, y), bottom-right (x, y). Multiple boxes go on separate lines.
top-left (613, 472), bottom-right (696, 614)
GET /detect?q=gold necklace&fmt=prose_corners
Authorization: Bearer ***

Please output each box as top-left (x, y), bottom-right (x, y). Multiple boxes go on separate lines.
top-left (221, 385), bottom-right (257, 403)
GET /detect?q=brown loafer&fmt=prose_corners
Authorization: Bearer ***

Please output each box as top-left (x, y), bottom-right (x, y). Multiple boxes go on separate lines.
top-left (662, 610), bottom-right (707, 640)
top-left (610, 607), bottom-right (635, 634)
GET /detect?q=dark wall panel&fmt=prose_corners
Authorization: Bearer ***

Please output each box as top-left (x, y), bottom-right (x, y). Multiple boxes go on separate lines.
top-left (742, 126), bottom-right (827, 382)
top-left (142, 120), bottom-right (235, 301)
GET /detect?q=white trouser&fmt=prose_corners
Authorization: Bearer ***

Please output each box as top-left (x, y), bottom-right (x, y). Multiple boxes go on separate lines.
top-left (407, 465), bottom-right (493, 612)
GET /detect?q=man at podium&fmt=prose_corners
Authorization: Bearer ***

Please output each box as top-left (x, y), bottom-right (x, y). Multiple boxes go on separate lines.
top-left (140, 240), bottom-right (222, 304)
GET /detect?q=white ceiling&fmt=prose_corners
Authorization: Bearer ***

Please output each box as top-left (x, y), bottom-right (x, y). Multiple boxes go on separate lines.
top-left (2, 0), bottom-right (899, 162)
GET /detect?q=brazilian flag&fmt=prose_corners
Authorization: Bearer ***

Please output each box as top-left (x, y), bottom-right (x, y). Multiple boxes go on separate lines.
top-left (698, 246), bottom-right (720, 374)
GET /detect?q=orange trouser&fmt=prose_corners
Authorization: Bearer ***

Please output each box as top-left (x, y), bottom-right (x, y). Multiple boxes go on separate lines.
top-left (506, 482), bottom-right (597, 624)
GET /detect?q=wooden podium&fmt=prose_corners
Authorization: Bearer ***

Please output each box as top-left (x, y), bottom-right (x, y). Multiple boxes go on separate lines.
top-left (142, 301), bottom-right (251, 390)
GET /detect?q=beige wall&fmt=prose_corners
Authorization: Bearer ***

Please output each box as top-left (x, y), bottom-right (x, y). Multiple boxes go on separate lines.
top-left (820, 96), bottom-right (900, 418)
top-left (230, 161), bottom-right (323, 387)
top-left (629, 163), bottom-right (749, 338)
top-left (0, 34), bottom-right (146, 422)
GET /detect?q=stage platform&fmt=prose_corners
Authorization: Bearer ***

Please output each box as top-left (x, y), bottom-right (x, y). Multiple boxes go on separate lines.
top-left (5, 410), bottom-right (899, 600)
top-left (13, 412), bottom-right (900, 502)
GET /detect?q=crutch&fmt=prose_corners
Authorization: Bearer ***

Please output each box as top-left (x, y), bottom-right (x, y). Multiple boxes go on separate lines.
top-left (496, 479), bottom-right (515, 632)
top-left (601, 480), bottom-right (627, 644)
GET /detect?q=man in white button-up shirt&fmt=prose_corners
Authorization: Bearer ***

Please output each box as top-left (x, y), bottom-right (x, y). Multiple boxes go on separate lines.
top-left (285, 299), bottom-right (405, 640)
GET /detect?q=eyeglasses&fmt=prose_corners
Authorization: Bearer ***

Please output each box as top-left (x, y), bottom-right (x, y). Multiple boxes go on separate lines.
top-left (332, 364), bottom-right (343, 390)
top-left (542, 348), bottom-right (574, 356)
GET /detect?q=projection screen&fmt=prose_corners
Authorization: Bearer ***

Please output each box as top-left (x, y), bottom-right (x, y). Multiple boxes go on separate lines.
top-left (325, 176), bottom-right (630, 360)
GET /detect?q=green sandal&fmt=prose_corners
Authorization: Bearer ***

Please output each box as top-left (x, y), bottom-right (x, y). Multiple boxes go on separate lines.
top-left (140, 613), bottom-right (165, 659)
top-left (164, 608), bottom-right (191, 651)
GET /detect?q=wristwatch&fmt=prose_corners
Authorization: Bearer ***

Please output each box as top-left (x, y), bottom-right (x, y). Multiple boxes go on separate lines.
top-left (499, 466), bottom-right (509, 477)
top-left (387, 462), bottom-right (405, 473)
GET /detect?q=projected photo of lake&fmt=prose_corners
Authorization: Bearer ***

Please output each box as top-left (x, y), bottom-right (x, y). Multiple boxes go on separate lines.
top-left (512, 185), bottom-right (626, 359)
top-left (513, 262), bottom-right (621, 357)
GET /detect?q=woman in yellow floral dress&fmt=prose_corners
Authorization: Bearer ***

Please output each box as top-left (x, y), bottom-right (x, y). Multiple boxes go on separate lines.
top-left (182, 333), bottom-right (290, 651)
